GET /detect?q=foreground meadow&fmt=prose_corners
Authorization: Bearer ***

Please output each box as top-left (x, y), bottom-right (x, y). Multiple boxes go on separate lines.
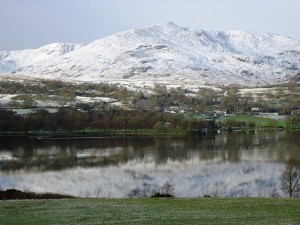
top-left (0, 198), bottom-right (299, 225)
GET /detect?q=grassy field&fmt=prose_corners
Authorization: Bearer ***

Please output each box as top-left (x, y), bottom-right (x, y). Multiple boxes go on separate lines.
top-left (219, 115), bottom-right (287, 128)
top-left (1, 198), bottom-right (299, 225)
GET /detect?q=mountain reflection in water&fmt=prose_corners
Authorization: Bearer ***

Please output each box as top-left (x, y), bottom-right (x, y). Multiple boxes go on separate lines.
top-left (0, 131), bottom-right (299, 197)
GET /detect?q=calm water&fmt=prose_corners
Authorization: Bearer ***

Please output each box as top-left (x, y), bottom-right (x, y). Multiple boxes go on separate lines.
top-left (0, 131), bottom-right (299, 197)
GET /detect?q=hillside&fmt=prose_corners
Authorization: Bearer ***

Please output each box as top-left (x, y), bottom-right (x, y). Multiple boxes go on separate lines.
top-left (1, 22), bottom-right (300, 87)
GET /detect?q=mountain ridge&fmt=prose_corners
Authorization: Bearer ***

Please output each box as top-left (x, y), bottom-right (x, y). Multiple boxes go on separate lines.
top-left (1, 22), bottom-right (300, 87)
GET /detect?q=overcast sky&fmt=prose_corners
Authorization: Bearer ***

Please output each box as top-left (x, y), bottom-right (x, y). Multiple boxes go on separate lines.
top-left (1, 0), bottom-right (299, 50)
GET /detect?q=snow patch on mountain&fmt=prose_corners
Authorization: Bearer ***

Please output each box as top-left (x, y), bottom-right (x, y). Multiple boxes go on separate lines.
top-left (1, 22), bottom-right (300, 87)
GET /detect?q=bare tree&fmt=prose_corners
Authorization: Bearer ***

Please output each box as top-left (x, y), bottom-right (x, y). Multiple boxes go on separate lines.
top-left (160, 182), bottom-right (175, 196)
top-left (280, 157), bottom-right (300, 198)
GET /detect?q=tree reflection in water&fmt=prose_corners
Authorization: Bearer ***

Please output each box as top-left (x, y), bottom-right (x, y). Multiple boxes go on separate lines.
top-left (0, 131), bottom-right (299, 172)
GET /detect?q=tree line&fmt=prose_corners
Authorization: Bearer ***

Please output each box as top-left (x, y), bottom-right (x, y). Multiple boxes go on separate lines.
top-left (0, 109), bottom-right (216, 133)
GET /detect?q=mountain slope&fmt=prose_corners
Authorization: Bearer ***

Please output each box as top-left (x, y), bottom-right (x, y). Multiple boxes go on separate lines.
top-left (1, 22), bottom-right (300, 86)
top-left (0, 43), bottom-right (84, 73)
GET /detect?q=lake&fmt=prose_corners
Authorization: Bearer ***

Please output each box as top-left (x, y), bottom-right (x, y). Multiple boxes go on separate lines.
top-left (0, 131), bottom-right (299, 198)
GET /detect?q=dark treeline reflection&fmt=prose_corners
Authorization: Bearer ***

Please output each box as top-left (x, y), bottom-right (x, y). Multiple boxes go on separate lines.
top-left (0, 131), bottom-right (299, 172)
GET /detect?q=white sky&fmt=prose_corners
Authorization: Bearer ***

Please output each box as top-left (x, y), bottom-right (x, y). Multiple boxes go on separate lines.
top-left (0, 0), bottom-right (299, 50)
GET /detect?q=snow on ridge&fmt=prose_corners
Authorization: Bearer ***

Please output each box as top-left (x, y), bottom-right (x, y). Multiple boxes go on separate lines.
top-left (1, 22), bottom-right (300, 87)
top-left (36, 42), bottom-right (84, 56)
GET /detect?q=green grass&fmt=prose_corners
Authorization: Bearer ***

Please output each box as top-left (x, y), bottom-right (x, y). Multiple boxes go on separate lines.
top-left (219, 115), bottom-right (287, 128)
top-left (0, 198), bottom-right (299, 225)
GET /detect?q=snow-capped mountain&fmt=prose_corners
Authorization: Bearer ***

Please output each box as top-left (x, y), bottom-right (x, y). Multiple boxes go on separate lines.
top-left (1, 22), bottom-right (300, 86)
top-left (0, 43), bottom-right (84, 73)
